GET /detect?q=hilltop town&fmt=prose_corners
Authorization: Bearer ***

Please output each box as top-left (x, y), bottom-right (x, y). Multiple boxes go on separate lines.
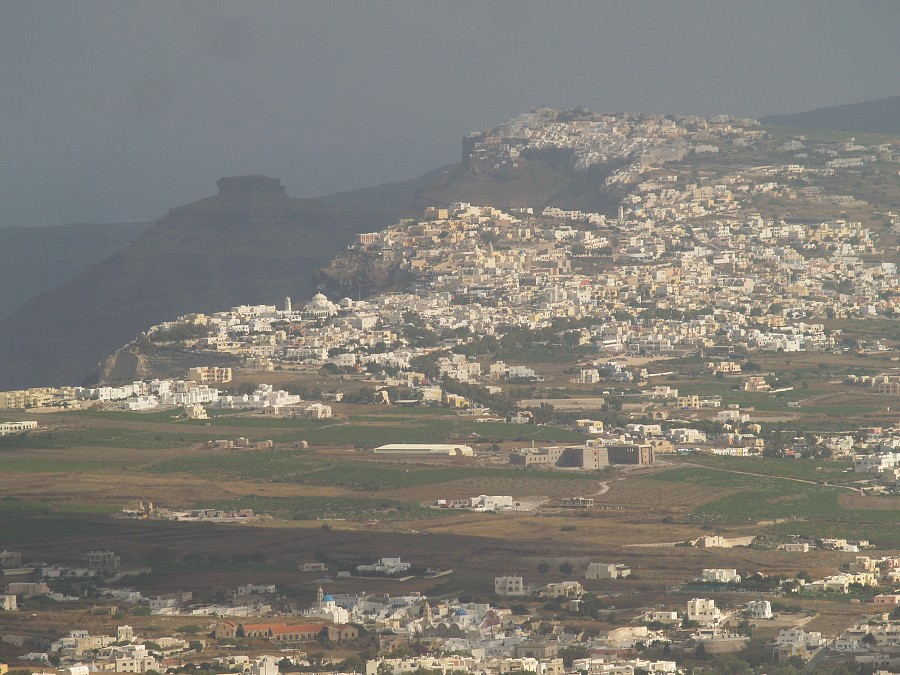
top-left (3, 108), bottom-right (900, 674)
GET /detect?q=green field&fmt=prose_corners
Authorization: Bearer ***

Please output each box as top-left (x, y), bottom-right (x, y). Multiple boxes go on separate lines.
top-left (0, 457), bottom-right (136, 473)
top-left (683, 456), bottom-right (855, 484)
top-left (0, 517), bottom-right (122, 544)
top-left (648, 466), bottom-right (900, 546)
top-left (0, 427), bottom-right (206, 451)
top-left (0, 496), bottom-right (118, 518)
top-left (71, 409), bottom-right (186, 424)
top-left (145, 452), bottom-right (601, 490)
top-left (767, 518), bottom-right (900, 549)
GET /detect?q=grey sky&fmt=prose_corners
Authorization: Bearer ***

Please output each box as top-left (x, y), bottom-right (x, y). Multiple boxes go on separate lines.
top-left (2, 1), bottom-right (899, 227)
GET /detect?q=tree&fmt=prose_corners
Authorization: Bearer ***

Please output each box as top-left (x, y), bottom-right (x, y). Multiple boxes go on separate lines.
top-left (537, 562), bottom-right (550, 575)
top-left (558, 645), bottom-right (589, 667)
top-left (559, 561), bottom-right (574, 575)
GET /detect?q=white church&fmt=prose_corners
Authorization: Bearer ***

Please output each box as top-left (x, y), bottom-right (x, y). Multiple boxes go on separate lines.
top-left (303, 587), bottom-right (350, 624)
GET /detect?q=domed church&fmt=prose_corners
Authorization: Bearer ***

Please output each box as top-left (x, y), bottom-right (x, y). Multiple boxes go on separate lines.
top-left (304, 586), bottom-right (351, 624)
top-left (302, 293), bottom-right (338, 319)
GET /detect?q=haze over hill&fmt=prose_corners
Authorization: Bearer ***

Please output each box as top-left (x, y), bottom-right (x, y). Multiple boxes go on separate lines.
top-left (0, 176), bottom-right (395, 390)
top-left (761, 95), bottom-right (900, 135)
top-left (0, 222), bottom-right (151, 320)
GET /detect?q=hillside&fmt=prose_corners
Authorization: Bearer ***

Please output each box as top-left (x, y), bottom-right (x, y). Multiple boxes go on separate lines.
top-left (0, 221), bottom-right (150, 320)
top-left (415, 147), bottom-right (628, 215)
top-left (761, 95), bottom-right (900, 134)
top-left (0, 176), bottom-right (394, 389)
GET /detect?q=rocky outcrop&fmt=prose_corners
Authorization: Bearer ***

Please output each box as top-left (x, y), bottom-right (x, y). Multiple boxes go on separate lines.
top-left (91, 340), bottom-right (241, 385)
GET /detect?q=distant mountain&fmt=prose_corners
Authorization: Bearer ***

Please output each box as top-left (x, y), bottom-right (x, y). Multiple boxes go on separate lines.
top-left (0, 222), bottom-right (150, 320)
top-left (317, 166), bottom-right (450, 213)
top-left (0, 176), bottom-right (394, 389)
top-left (761, 96), bottom-right (900, 134)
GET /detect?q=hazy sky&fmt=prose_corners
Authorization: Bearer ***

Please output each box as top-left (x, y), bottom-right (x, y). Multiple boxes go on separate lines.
top-left (2, 1), bottom-right (899, 227)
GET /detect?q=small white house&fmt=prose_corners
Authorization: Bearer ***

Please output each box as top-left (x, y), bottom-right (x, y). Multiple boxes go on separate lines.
top-left (586, 563), bottom-right (631, 580)
top-left (356, 556), bottom-right (411, 575)
top-left (745, 600), bottom-right (773, 619)
top-left (701, 568), bottom-right (741, 584)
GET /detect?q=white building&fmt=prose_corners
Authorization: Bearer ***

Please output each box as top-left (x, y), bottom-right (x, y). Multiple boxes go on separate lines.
top-left (126, 395), bottom-right (158, 411)
top-left (356, 556), bottom-right (411, 575)
top-left (687, 598), bottom-right (722, 625)
top-left (701, 568), bottom-right (741, 584)
top-left (745, 600), bottom-right (772, 619)
top-left (495, 576), bottom-right (525, 596)
top-left (302, 293), bottom-right (339, 319)
top-left (585, 563), bottom-right (631, 580)
top-left (304, 587), bottom-right (351, 624)
top-left (0, 421), bottom-right (38, 436)
top-left (373, 444), bottom-right (474, 457)
top-left (775, 628), bottom-right (825, 649)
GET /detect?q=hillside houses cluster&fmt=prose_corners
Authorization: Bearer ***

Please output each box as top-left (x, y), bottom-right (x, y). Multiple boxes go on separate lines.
top-left (127, 192), bottom-right (894, 392)
top-left (4, 542), bottom-right (900, 674)
top-left (464, 108), bottom-right (761, 180)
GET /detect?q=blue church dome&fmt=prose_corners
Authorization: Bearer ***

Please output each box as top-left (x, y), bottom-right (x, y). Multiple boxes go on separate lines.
top-left (323, 594), bottom-right (334, 602)
top-left (454, 608), bottom-right (468, 616)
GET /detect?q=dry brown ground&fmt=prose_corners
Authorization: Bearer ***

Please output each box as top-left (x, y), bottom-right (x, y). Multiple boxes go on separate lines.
top-left (838, 493), bottom-right (900, 510)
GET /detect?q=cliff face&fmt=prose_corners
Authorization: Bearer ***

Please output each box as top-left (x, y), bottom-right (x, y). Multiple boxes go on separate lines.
top-left (0, 176), bottom-right (394, 389)
top-left (315, 247), bottom-right (412, 299)
top-left (415, 147), bottom-right (627, 215)
top-left (91, 341), bottom-right (241, 385)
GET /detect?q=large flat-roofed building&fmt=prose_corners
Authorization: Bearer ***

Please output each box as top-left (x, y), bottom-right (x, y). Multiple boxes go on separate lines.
top-left (605, 443), bottom-right (654, 465)
top-left (373, 444), bottom-right (474, 457)
top-left (509, 445), bottom-right (609, 469)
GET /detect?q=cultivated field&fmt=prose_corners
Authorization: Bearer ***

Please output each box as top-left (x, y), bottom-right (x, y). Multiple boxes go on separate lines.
top-left (1, 401), bottom-right (898, 657)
